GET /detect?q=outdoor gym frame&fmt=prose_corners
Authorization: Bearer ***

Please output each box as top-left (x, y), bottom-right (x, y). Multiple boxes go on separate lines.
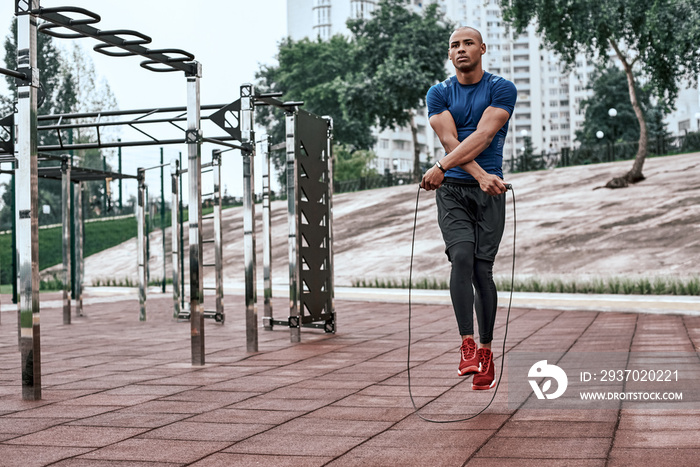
top-left (6, 1), bottom-right (335, 401)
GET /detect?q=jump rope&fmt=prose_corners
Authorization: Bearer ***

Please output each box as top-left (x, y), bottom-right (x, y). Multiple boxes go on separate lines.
top-left (407, 182), bottom-right (516, 423)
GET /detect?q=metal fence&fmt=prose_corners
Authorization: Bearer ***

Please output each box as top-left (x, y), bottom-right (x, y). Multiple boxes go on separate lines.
top-left (333, 171), bottom-right (414, 194)
top-left (504, 132), bottom-right (700, 173)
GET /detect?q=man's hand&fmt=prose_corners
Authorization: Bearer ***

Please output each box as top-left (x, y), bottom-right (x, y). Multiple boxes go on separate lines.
top-left (421, 164), bottom-right (445, 191)
top-left (476, 173), bottom-right (509, 196)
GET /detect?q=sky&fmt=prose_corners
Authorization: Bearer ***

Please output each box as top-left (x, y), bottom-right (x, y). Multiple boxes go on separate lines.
top-left (0, 0), bottom-right (288, 205)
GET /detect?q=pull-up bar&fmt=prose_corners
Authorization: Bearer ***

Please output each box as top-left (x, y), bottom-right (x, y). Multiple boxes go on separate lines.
top-left (19, 5), bottom-right (198, 75)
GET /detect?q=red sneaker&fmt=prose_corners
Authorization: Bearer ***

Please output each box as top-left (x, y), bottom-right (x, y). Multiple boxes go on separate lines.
top-left (457, 337), bottom-right (479, 376)
top-left (472, 347), bottom-right (496, 390)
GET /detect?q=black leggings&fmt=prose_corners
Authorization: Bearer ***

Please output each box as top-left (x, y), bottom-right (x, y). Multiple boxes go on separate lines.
top-left (448, 241), bottom-right (498, 344)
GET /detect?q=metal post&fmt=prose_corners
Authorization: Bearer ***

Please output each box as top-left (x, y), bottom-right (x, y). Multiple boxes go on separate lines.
top-left (171, 159), bottom-right (180, 318)
top-left (212, 150), bottom-right (224, 322)
top-left (285, 110), bottom-right (300, 343)
top-left (160, 148), bottom-right (166, 293)
top-left (179, 151), bottom-right (185, 310)
top-left (118, 139), bottom-right (123, 210)
top-left (61, 157), bottom-right (71, 324)
top-left (11, 172), bottom-right (17, 304)
top-left (260, 135), bottom-right (273, 330)
top-left (146, 187), bottom-right (151, 286)
top-left (15, 0), bottom-right (41, 400)
top-left (241, 83), bottom-right (258, 352)
top-left (187, 63), bottom-right (205, 365)
top-left (137, 169), bottom-right (147, 321)
top-left (102, 154), bottom-right (107, 214)
top-left (324, 117), bottom-right (336, 331)
top-left (74, 182), bottom-right (83, 317)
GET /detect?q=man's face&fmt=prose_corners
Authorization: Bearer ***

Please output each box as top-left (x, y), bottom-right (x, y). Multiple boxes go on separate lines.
top-left (448, 29), bottom-right (485, 72)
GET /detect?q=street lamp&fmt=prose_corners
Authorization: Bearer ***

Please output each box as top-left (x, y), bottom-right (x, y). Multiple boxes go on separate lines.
top-left (608, 108), bottom-right (617, 161)
top-left (596, 130), bottom-right (607, 162)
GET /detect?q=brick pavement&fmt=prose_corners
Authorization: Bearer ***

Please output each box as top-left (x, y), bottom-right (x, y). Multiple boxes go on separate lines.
top-left (1, 291), bottom-right (699, 466)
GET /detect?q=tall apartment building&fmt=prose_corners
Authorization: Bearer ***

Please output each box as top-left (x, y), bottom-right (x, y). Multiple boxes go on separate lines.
top-left (287, 0), bottom-right (700, 172)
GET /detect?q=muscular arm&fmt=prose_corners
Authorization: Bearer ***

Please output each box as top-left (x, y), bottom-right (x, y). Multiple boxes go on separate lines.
top-left (422, 106), bottom-right (511, 195)
top-left (427, 110), bottom-right (487, 180)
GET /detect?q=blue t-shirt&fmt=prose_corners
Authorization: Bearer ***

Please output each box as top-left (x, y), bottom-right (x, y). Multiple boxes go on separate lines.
top-left (426, 72), bottom-right (517, 180)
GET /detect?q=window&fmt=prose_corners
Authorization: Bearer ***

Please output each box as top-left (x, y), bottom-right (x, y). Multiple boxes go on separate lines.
top-left (379, 139), bottom-right (389, 149)
top-left (351, 0), bottom-right (376, 19)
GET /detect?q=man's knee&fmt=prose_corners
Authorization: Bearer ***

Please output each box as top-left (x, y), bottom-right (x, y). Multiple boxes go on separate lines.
top-left (448, 242), bottom-right (475, 267)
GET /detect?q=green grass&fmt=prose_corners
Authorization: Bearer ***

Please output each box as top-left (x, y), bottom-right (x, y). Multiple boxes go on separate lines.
top-left (0, 205), bottom-right (237, 287)
top-left (351, 275), bottom-right (700, 296)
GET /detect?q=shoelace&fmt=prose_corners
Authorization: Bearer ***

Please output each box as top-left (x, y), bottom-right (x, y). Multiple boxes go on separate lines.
top-left (477, 349), bottom-right (492, 373)
top-left (461, 340), bottom-right (476, 361)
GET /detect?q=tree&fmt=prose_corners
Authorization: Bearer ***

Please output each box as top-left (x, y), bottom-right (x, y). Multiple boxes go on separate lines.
top-left (576, 67), bottom-right (667, 146)
top-left (0, 25), bottom-right (118, 226)
top-left (501, 0), bottom-right (700, 188)
top-left (333, 145), bottom-right (378, 181)
top-left (255, 35), bottom-right (376, 186)
top-left (345, 0), bottom-right (453, 182)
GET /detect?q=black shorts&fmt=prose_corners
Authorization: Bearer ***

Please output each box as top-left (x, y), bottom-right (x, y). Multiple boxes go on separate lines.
top-left (435, 179), bottom-right (506, 262)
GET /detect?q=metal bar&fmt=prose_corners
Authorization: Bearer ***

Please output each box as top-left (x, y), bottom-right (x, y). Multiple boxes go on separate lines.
top-left (37, 135), bottom-right (241, 152)
top-left (32, 9), bottom-right (197, 75)
top-left (171, 159), bottom-right (180, 319)
top-left (0, 65), bottom-right (27, 80)
top-left (62, 157), bottom-right (71, 324)
top-left (325, 117), bottom-right (336, 332)
top-left (118, 140), bottom-right (122, 210)
top-left (74, 182), bottom-right (84, 317)
top-left (16, 0), bottom-right (41, 400)
top-left (137, 169), bottom-right (146, 321)
top-left (241, 83), bottom-right (258, 352)
top-left (179, 152), bottom-right (185, 311)
top-left (285, 110), bottom-right (300, 343)
top-left (160, 148), bottom-right (166, 294)
top-left (212, 151), bottom-right (224, 323)
top-left (260, 135), bottom-right (273, 331)
top-left (37, 103), bottom-right (228, 122)
top-left (187, 64), bottom-right (205, 365)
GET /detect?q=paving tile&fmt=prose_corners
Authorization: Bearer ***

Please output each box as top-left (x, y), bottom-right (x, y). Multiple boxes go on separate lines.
top-left (613, 429), bottom-right (700, 449)
top-left (269, 417), bottom-right (393, 437)
top-left (5, 425), bottom-right (148, 447)
top-left (0, 444), bottom-right (92, 467)
top-left (188, 408), bottom-right (306, 425)
top-left (392, 413), bottom-right (510, 431)
top-left (51, 459), bottom-right (184, 467)
top-left (496, 420), bottom-right (615, 438)
top-left (0, 417), bottom-right (66, 434)
top-left (607, 448), bottom-right (700, 467)
top-left (465, 459), bottom-right (605, 467)
top-left (224, 432), bottom-right (365, 457)
top-left (617, 413), bottom-right (700, 431)
top-left (4, 404), bottom-right (122, 419)
top-left (138, 421), bottom-right (273, 442)
top-left (66, 412), bottom-right (191, 428)
top-left (327, 446), bottom-right (474, 467)
top-left (230, 396), bottom-right (335, 412)
top-left (190, 453), bottom-right (332, 467)
top-left (306, 405), bottom-right (413, 422)
top-left (474, 437), bottom-right (611, 459)
top-left (77, 438), bottom-right (230, 463)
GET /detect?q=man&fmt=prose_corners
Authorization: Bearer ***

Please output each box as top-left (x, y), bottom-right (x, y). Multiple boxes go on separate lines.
top-left (421, 26), bottom-right (516, 390)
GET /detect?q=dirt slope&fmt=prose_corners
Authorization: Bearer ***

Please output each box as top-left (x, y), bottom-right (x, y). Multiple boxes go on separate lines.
top-left (52, 152), bottom-right (700, 287)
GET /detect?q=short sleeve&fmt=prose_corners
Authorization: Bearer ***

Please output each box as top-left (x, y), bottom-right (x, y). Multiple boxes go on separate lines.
top-left (490, 78), bottom-right (517, 116)
top-left (426, 84), bottom-right (448, 118)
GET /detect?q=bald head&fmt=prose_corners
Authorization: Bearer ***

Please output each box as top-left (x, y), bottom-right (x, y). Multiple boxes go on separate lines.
top-left (450, 26), bottom-right (483, 45)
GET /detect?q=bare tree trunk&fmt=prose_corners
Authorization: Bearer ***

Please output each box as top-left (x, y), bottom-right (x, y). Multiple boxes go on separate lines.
top-left (607, 39), bottom-right (647, 188)
top-left (410, 110), bottom-right (421, 183)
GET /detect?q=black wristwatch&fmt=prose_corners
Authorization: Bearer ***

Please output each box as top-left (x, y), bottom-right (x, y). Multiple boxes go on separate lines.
top-left (435, 160), bottom-right (447, 173)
